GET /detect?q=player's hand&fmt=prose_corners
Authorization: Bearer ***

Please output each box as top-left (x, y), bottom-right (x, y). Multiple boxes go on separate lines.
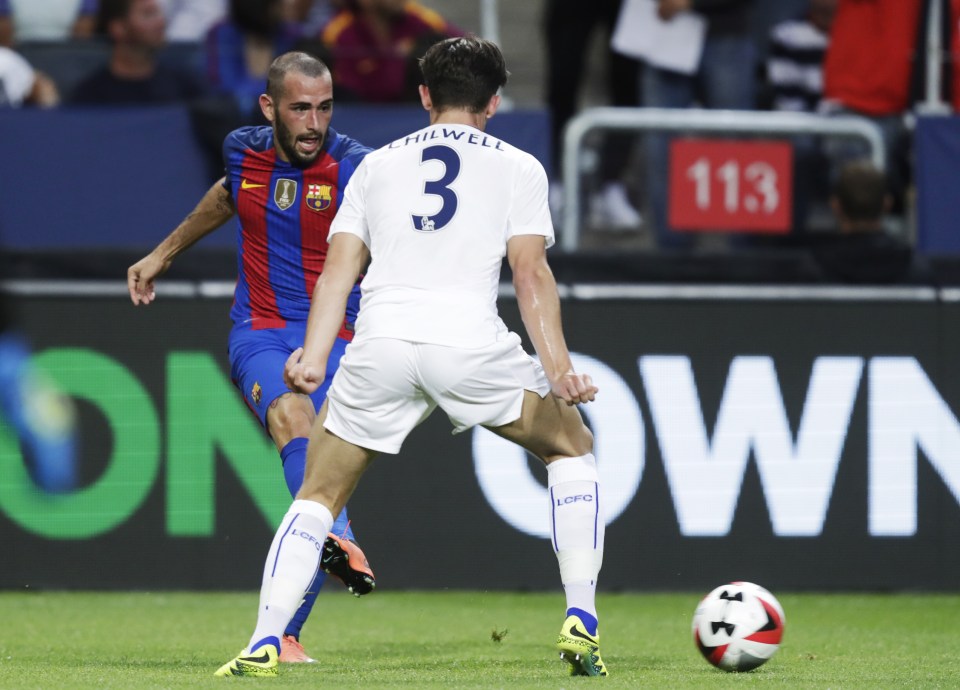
top-left (127, 254), bottom-right (169, 306)
top-left (550, 371), bottom-right (598, 406)
top-left (284, 347), bottom-right (326, 394)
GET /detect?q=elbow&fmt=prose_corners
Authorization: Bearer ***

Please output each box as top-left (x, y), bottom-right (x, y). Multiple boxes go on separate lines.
top-left (512, 262), bottom-right (553, 297)
top-left (314, 268), bottom-right (357, 303)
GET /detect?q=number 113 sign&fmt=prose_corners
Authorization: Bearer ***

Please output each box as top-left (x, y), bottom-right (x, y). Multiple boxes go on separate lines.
top-left (668, 139), bottom-right (793, 234)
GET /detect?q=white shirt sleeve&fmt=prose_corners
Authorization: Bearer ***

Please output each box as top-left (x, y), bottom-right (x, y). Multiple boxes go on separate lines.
top-left (329, 156), bottom-right (371, 248)
top-left (505, 154), bottom-right (555, 248)
top-left (0, 47), bottom-right (35, 108)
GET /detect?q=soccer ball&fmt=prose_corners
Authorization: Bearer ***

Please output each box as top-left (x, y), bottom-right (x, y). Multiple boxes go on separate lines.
top-left (691, 581), bottom-right (785, 672)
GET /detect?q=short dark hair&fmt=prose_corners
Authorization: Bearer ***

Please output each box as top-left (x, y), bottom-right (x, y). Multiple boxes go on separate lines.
top-left (418, 36), bottom-right (508, 113)
top-left (833, 160), bottom-right (887, 222)
top-left (265, 52), bottom-right (331, 102)
top-left (97, 0), bottom-right (133, 34)
top-left (230, 0), bottom-right (283, 39)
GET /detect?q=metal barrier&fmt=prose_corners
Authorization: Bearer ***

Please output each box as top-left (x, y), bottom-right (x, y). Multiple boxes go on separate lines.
top-left (479, 0), bottom-right (500, 45)
top-left (560, 107), bottom-right (888, 251)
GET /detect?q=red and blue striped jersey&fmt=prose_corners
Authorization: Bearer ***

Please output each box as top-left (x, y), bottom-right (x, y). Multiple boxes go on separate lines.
top-left (222, 125), bottom-right (370, 329)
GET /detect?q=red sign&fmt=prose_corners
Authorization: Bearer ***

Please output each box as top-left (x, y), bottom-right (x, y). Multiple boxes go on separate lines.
top-left (668, 139), bottom-right (793, 234)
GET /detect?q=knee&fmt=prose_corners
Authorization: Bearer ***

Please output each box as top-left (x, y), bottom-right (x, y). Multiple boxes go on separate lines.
top-left (267, 393), bottom-right (315, 447)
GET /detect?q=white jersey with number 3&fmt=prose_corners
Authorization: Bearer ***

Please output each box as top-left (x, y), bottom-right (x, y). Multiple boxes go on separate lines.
top-left (329, 122), bottom-right (555, 348)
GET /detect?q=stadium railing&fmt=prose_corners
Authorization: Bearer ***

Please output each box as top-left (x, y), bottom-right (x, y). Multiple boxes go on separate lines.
top-left (559, 107), bottom-right (887, 252)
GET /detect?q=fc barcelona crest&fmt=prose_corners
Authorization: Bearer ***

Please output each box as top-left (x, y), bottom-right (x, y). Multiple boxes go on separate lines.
top-left (306, 184), bottom-right (332, 212)
top-left (274, 178), bottom-right (297, 211)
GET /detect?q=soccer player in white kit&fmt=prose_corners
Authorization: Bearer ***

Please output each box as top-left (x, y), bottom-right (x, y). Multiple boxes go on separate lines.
top-left (216, 35), bottom-right (608, 679)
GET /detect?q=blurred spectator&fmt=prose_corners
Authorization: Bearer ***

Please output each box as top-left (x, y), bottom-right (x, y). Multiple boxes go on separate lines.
top-left (205, 0), bottom-right (301, 118)
top-left (645, 0), bottom-right (757, 92)
top-left (764, 0), bottom-right (834, 113)
top-left (288, 0), bottom-right (337, 34)
top-left (823, 0), bottom-right (922, 118)
top-left (319, 0), bottom-right (462, 103)
top-left (159, 0), bottom-right (226, 42)
top-left (0, 0), bottom-right (98, 46)
top-left (638, 0), bottom-right (758, 248)
top-left (545, 0), bottom-right (642, 231)
top-left (763, 0), bottom-right (835, 231)
top-left (71, 0), bottom-right (207, 103)
top-left (821, 0), bottom-right (924, 215)
top-left (809, 159), bottom-right (931, 284)
top-left (0, 45), bottom-right (59, 106)
top-left (752, 0), bottom-right (809, 64)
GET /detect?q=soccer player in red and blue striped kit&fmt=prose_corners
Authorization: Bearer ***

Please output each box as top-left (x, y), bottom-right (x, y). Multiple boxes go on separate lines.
top-left (127, 51), bottom-right (375, 664)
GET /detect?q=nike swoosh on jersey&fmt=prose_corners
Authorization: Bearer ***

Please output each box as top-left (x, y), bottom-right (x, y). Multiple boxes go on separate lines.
top-left (241, 179), bottom-right (266, 190)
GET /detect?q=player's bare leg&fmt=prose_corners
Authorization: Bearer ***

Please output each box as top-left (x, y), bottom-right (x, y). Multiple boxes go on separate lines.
top-left (298, 403), bottom-right (378, 596)
top-left (298, 401), bottom-right (378, 517)
top-left (489, 391), bottom-right (608, 676)
top-left (266, 392), bottom-right (316, 450)
top-left (217, 405), bottom-right (378, 677)
top-left (266, 395), bottom-right (375, 664)
top-left (489, 390), bottom-right (593, 462)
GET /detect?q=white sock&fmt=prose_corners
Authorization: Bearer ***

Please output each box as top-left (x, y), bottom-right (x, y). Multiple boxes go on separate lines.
top-left (248, 499), bottom-right (334, 650)
top-left (547, 454), bottom-right (604, 619)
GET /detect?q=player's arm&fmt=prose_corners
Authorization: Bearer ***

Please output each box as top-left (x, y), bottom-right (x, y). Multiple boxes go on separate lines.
top-left (127, 178), bottom-right (235, 305)
top-left (285, 233), bottom-right (370, 394)
top-left (507, 234), bottom-right (597, 405)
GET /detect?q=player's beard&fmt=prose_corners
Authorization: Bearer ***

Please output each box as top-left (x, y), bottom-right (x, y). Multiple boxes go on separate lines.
top-left (275, 117), bottom-right (324, 168)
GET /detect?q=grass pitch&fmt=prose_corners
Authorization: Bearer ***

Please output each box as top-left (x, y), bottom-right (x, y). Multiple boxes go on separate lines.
top-left (1, 590), bottom-right (958, 689)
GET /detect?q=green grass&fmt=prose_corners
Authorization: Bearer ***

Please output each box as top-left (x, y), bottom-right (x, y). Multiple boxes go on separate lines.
top-left (0, 591), bottom-right (958, 689)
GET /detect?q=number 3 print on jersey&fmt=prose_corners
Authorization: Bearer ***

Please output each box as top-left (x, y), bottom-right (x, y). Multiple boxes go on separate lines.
top-left (411, 145), bottom-right (461, 232)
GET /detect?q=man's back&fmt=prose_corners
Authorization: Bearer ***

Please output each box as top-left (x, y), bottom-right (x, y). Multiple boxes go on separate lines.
top-left (332, 122), bottom-right (553, 348)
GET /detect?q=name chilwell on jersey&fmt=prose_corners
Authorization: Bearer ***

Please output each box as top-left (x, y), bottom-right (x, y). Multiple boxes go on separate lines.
top-left (388, 127), bottom-right (506, 151)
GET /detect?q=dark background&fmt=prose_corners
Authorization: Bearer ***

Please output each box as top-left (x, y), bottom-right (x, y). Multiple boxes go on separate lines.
top-left (4, 290), bottom-right (959, 593)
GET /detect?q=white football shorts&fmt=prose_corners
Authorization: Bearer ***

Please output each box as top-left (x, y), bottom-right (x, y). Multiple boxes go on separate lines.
top-left (323, 332), bottom-right (551, 454)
